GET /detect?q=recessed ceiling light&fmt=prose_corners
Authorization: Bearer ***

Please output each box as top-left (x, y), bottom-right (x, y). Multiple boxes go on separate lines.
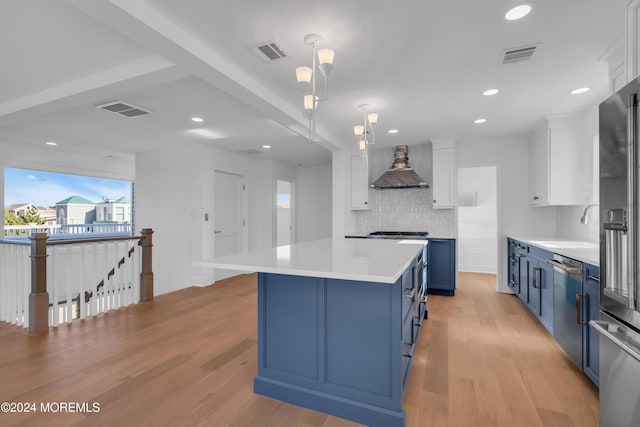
top-left (570, 87), bottom-right (590, 95)
top-left (262, 145), bottom-right (271, 149)
top-left (45, 141), bottom-right (57, 146)
top-left (474, 118), bottom-right (487, 124)
top-left (482, 89), bottom-right (499, 96)
top-left (505, 3), bottom-right (533, 21)
top-left (191, 117), bottom-right (204, 123)
top-left (388, 129), bottom-right (399, 134)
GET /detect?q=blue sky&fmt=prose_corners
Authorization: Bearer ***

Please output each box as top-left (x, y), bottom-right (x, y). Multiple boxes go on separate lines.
top-left (4, 168), bottom-right (131, 207)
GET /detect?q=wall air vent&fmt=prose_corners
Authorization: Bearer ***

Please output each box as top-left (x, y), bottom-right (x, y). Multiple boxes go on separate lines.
top-left (95, 101), bottom-right (152, 118)
top-left (501, 44), bottom-right (539, 64)
top-left (251, 40), bottom-right (288, 62)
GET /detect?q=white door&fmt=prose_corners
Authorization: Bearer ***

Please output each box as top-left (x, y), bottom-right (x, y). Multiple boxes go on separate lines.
top-left (215, 171), bottom-right (244, 281)
top-left (276, 179), bottom-right (294, 246)
top-left (456, 165), bottom-right (498, 275)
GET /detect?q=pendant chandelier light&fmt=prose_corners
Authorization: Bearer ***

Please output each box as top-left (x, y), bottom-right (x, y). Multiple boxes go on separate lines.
top-left (353, 103), bottom-right (378, 155)
top-left (295, 34), bottom-right (335, 141)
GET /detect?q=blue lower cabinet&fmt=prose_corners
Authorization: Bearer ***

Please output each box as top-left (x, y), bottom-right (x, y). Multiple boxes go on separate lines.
top-left (507, 239), bottom-right (520, 293)
top-left (505, 238), bottom-right (600, 388)
top-left (427, 238), bottom-right (456, 296)
top-left (539, 261), bottom-right (554, 334)
top-left (583, 264), bottom-right (600, 386)
top-left (255, 270), bottom-right (422, 427)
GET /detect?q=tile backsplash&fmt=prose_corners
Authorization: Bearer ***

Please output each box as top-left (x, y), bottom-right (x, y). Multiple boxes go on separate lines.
top-left (352, 187), bottom-right (456, 237)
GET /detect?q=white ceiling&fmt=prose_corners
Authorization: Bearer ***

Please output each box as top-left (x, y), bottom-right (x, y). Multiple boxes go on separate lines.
top-left (0, 0), bottom-right (627, 165)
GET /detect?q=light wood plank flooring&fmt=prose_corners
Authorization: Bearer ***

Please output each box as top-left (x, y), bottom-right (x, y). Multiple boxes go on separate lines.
top-left (0, 272), bottom-right (598, 426)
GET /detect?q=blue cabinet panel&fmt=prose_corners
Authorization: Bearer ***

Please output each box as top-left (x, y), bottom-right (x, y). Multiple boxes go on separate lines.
top-left (539, 262), bottom-right (554, 334)
top-left (427, 238), bottom-right (456, 296)
top-left (263, 274), bottom-right (320, 379)
top-left (583, 265), bottom-right (600, 386)
top-left (326, 279), bottom-right (393, 396)
top-left (518, 254), bottom-right (529, 303)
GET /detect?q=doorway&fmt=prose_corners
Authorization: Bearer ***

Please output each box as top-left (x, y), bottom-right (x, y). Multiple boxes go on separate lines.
top-left (457, 166), bottom-right (498, 274)
top-left (276, 179), bottom-right (294, 246)
top-left (214, 171), bottom-right (246, 281)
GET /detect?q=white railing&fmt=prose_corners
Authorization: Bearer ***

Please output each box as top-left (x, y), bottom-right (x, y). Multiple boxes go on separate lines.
top-left (0, 241), bottom-right (31, 328)
top-left (0, 230), bottom-right (152, 333)
top-left (4, 223), bottom-right (131, 239)
top-left (47, 240), bottom-right (141, 326)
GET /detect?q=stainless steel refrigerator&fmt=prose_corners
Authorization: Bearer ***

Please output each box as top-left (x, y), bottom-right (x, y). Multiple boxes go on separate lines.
top-left (591, 77), bottom-right (640, 427)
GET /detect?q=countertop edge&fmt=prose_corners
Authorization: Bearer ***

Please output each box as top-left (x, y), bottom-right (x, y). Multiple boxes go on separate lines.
top-left (507, 235), bottom-right (599, 266)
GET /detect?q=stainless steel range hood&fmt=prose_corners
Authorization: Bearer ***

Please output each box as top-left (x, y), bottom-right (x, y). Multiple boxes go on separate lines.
top-left (371, 145), bottom-right (429, 189)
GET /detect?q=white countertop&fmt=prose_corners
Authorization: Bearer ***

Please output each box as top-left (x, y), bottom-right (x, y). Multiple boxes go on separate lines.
top-left (509, 235), bottom-right (599, 266)
top-left (195, 238), bottom-right (427, 284)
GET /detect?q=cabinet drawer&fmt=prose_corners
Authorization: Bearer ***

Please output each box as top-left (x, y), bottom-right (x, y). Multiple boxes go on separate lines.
top-left (402, 313), bottom-right (414, 344)
top-left (585, 264), bottom-right (600, 285)
top-left (402, 291), bottom-right (415, 321)
top-left (529, 245), bottom-right (552, 261)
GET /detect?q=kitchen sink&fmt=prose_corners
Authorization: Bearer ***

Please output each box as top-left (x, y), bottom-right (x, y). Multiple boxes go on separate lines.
top-left (530, 240), bottom-right (599, 249)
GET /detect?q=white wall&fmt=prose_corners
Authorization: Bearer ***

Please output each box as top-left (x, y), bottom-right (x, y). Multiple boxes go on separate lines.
top-left (296, 164), bottom-right (332, 243)
top-left (0, 141), bottom-right (135, 229)
top-left (456, 136), bottom-right (557, 293)
top-left (135, 143), bottom-right (295, 296)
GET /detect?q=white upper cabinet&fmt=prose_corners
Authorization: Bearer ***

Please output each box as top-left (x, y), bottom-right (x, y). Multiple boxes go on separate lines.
top-left (351, 156), bottom-right (369, 210)
top-left (528, 115), bottom-right (585, 207)
top-left (528, 127), bottom-right (550, 205)
top-left (432, 140), bottom-right (455, 209)
top-left (627, 0), bottom-right (640, 81)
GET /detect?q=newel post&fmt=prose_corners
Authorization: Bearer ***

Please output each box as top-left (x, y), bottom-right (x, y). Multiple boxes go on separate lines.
top-left (140, 228), bottom-right (154, 302)
top-left (29, 232), bottom-right (49, 334)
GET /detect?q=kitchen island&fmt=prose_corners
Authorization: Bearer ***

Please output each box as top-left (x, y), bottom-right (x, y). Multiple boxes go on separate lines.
top-left (206, 238), bottom-right (427, 427)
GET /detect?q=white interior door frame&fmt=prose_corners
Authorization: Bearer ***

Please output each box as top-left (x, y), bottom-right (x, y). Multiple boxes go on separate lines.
top-left (274, 176), bottom-right (296, 247)
top-left (456, 162), bottom-right (501, 292)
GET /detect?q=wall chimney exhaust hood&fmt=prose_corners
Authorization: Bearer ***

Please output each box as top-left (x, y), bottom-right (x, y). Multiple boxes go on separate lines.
top-left (371, 145), bottom-right (429, 189)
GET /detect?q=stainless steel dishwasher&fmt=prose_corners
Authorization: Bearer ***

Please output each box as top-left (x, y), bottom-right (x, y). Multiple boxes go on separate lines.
top-left (547, 254), bottom-right (583, 368)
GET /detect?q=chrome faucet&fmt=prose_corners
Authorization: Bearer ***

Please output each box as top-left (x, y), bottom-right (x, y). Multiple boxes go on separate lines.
top-left (580, 203), bottom-right (599, 224)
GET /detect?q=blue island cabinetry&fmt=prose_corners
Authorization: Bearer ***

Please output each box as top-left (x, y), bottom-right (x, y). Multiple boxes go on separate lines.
top-left (254, 261), bottom-right (424, 427)
top-left (208, 238), bottom-right (427, 427)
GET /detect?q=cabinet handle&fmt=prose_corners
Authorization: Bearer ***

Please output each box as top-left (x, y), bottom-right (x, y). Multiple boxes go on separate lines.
top-left (576, 294), bottom-right (585, 325)
top-left (533, 196), bottom-right (540, 200)
top-left (532, 267), bottom-right (539, 288)
top-left (364, 201), bottom-right (368, 205)
top-left (587, 275), bottom-right (600, 283)
top-left (433, 200), bottom-right (437, 203)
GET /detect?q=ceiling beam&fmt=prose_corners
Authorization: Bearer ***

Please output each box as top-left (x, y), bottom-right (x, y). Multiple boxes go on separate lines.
top-left (64, 0), bottom-right (345, 153)
top-left (0, 55), bottom-right (183, 126)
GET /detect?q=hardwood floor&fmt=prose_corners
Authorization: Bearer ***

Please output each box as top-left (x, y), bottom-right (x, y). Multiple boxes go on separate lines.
top-left (0, 272), bottom-right (598, 426)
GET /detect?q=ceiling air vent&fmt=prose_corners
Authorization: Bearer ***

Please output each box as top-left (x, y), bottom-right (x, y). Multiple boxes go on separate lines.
top-left (501, 44), bottom-right (539, 64)
top-left (95, 101), bottom-right (152, 119)
top-left (239, 149), bottom-right (264, 155)
top-left (251, 40), bottom-right (288, 62)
